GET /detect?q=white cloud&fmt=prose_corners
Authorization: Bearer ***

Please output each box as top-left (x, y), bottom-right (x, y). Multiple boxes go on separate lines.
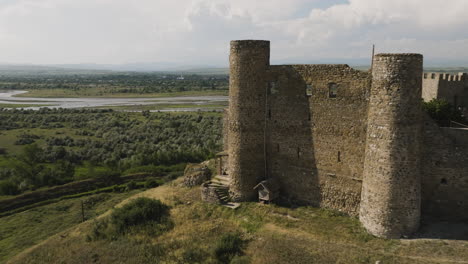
top-left (0, 0), bottom-right (467, 66)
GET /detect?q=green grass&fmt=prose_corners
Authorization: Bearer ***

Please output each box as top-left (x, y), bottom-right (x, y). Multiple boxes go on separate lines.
top-left (0, 190), bottom-right (143, 263)
top-left (14, 89), bottom-right (228, 98)
top-left (8, 179), bottom-right (468, 264)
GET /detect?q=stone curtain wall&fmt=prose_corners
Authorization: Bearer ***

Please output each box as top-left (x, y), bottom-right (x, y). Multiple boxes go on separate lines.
top-left (264, 64), bottom-right (370, 216)
top-left (360, 54), bottom-right (423, 238)
top-left (422, 73), bottom-right (440, 102)
top-left (421, 116), bottom-right (468, 220)
top-left (422, 73), bottom-right (467, 107)
top-left (264, 65), bottom-right (320, 207)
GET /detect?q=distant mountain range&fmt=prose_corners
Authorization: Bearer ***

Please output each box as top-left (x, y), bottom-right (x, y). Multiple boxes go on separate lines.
top-left (1, 58), bottom-right (467, 75)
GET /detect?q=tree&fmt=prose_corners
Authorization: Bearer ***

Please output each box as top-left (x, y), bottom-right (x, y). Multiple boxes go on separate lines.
top-left (422, 99), bottom-right (464, 126)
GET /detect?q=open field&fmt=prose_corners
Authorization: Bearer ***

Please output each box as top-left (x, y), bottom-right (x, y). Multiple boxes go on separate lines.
top-left (7, 178), bottom-right (468, 264)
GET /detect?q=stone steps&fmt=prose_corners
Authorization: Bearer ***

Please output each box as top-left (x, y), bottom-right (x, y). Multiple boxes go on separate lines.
top-left (211, 175), bottom-right (230, 185)
top-left (201, 174), bottom-right (239, 209)
top-left (209, 175), bottom-right (232, 204)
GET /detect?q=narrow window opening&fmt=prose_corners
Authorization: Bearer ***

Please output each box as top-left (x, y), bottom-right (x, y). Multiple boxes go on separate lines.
top-left (269, 81), bottom-right (278, 94)
top-left (297, 147), bottom-right (302, 158)
top-left (308, 112), bottom-right (311, 121)
top-left (440, 178), bottom-right (448, 185)
top-left (431, 73), bottom-right (436, 79)
top-left (268, 109), bottom-right (271, 119)
top-left (328, 83), bottom-right (338, 98)
top-left (277, 144), bottom-right (280, 153)
top-left (306, 84), bottom-right (313, 96)
top-left (337, 151), bottom-right (341, 162)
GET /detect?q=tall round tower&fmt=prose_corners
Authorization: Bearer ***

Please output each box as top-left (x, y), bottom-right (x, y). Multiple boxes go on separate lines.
top-left (228, 40), bottom-right (270, 201)
top-left (360, 53), bottom-right (423, 238)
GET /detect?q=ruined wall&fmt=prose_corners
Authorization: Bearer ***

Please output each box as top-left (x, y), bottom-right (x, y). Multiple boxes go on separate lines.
top-left (227, 40), bottom-right (270, 201)
top-left (360, 54), bottom-right (423, 238)
top-left (264, 65), bottom-right (370, 216)
top-left (421, 117), bottom-right (468, 221)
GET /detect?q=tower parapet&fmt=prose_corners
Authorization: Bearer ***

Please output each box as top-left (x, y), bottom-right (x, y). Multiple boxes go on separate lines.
top-left (228, 40), bottom-right (270, 201)
top-left (360, 53), bottom-right (423, 238)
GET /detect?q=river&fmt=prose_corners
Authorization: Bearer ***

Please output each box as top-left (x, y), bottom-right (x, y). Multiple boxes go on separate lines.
top-left (0, 90), bottom-right (228, 111)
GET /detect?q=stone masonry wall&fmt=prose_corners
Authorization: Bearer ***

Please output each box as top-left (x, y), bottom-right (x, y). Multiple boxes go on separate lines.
top-left (422, 73), bottom-right (467, 107)
top-left (421, 116), bottom-right (468, 220)
top-left (228, 40), bottom-right (270, 201)
top-left (360, 54), bottom-right (423, 238)
top-left (263, 64), bottom-right (370, 216)
top-left (224, 40), bottom-right (468, 228)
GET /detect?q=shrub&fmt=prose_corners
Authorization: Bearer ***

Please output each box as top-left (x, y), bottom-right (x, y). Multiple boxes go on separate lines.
top-left (112, 185), bottom-right (123, 193)
top-left (110, 197), bottom-right (170, 234)
top-left (0, 180), bottom-right (19, 195)
top-left (422, 99), bottom-right (464, 126)
top-left (125, 180), bottom-right (138, 191)
top-left (182, 247), bottom-right (206, 263)
top-left (144, 179), bottom-right (159, 189)
top-left (214, 233), bottom-right (244, 263)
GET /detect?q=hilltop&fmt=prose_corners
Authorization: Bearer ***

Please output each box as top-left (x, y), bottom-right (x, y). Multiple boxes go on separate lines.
top-left (6, 176), bottom-right (468, 264)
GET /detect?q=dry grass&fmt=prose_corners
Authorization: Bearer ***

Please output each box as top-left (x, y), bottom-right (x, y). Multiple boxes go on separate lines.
top-left (8, 178), bottom-right (468, 264)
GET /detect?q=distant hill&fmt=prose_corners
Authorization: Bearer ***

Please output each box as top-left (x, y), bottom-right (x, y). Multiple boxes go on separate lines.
top-left (1, 63), bottom-right (467, 77)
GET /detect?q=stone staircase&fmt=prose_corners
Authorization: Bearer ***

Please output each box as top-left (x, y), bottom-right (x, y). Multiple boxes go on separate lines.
top-left (201, 175), bottom-right (240, 209)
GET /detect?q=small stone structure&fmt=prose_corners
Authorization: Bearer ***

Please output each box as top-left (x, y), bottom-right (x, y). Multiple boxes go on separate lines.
top-left (253, 179), bottom-right (280, 203)
top-left (217, 39), bottom-right (468, 239)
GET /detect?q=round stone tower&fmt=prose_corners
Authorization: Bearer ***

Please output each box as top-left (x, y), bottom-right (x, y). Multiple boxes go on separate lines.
top-left (360, 53), bottom-right (423, 238)
top-left (228, 40), bottom-right (270, 201)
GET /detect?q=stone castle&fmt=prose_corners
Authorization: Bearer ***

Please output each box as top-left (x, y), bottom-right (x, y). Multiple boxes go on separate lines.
top-left (204, 40), bottom-right (468, 239)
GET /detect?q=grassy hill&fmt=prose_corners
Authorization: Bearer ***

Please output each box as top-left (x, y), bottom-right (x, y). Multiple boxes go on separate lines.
top-left (6, 177), bottom-right (468, 264)
top-left (0, 190), bottom-right (143, 263)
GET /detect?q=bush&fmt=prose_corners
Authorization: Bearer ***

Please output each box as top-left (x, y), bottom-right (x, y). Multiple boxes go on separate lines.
top-left (182, 247), bottom-right (206, 263)
top-left (0, 180), bottom-right (19, 195)
top-left (214, 233), bottom-right (244, 263)
top-left (112, 185), bottom-right (123, 193)
top-left (110, 197), bottom-right (170, 234)
top-left (0, 148), bottom-right (7, 155)
top-left (125, 180), bottom-right (138, 191)
top-left (144, 179), bottom-right (160, 189)
top-left (422, 99), bottom-right (464, 126)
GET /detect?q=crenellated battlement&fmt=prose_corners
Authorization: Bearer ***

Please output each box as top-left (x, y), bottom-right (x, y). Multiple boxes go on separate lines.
top-left (423, 72), bottom-right (467, 82)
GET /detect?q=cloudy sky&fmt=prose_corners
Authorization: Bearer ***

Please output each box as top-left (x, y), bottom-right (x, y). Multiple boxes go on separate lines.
top-left (1, 0), bottom-right (468, 67)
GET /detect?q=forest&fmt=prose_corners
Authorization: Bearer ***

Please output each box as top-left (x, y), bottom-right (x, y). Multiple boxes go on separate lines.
top-left (0, 108), bottom-right (223, 195)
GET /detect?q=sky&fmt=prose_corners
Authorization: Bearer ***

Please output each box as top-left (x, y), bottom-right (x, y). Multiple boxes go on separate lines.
top-left (1, 0), bottom-right (468, 67)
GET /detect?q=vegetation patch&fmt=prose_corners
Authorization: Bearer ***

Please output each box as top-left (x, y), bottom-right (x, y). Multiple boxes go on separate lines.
top-left (214, 233), bottom-right (246, 263)
top-left (0, 109), bottom-right (222, 196)
top-left (88, 197), bottom-right (171, 241)
top-left (0, 190), bottom-right (141, 263)
top-left (422, 98), bottom-right (466, 126)
top-left (7, 181), bottom-right (468, 264)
